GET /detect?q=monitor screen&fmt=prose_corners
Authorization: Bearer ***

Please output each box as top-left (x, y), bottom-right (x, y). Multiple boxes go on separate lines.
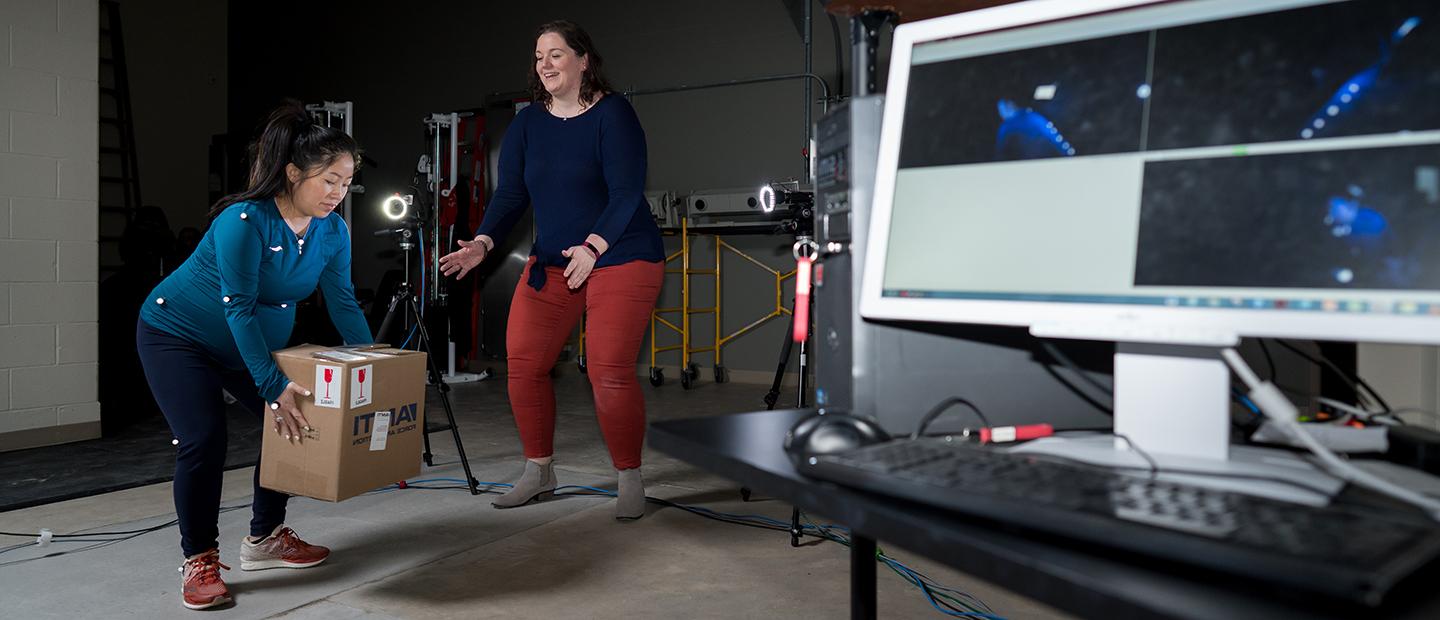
top-left (861, 0), bottom-right (1440, 345)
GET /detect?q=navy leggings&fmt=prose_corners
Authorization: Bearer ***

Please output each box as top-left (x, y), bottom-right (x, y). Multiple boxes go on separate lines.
top-left (136, 319), bottom-right (288, 557)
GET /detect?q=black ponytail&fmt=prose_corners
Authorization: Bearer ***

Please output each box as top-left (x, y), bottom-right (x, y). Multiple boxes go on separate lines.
top-left (208, 100), bottom-right (362, 220)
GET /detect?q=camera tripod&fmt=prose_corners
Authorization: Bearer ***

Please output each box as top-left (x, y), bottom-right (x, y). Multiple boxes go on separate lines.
top-left (375, 225), bottom-right (481, 494)
top-left (746, 233), bottom-right (819, 547)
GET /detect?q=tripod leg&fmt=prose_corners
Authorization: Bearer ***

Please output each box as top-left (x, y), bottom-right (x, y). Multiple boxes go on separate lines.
top-left (376, 291), bottom-right (407, 347)
top-left (422, 420), bottom-right (434, 467)
top-left (790, 507), bottom-right (802, 547)
top-left (796, 339), bottom-right (809, 409)
top-left (409, 297), bottom-right (481, 494)
top-left (763, 318), bottom-right (796, 410)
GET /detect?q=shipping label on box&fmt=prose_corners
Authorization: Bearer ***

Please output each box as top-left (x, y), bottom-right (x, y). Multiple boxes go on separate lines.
top-left (314, 364), bottom-right (343, 408)
top-left (350, 364), bottom-right (373, 408)
top-left (261, 344), bottom-right (428, 502)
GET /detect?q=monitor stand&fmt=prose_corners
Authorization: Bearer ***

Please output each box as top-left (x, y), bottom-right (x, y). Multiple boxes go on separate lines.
top-left (1014, 340), bottom-right (1344, 505)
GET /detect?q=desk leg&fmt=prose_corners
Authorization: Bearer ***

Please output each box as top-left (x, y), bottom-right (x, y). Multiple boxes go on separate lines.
top-left (851, 535), bottom-right (877, 620)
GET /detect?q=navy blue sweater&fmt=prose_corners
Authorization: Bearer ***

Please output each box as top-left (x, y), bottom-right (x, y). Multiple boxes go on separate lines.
top-left (476, 95), bottom-right (664, 289)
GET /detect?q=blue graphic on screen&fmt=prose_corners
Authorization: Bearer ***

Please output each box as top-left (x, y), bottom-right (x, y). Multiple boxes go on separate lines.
top-left (1324, 188), bottom-right (1388, 239)
top-left (1317, 183), bottom-right (1426, 288)
top-left (1301, 17), bottom-right (1421, 140)
top-left (995, 99), bottom-right (1076, 160)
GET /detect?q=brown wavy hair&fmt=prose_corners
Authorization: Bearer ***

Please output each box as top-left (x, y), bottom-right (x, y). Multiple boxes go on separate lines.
top-left (528, 20), bottom-right (613, 108)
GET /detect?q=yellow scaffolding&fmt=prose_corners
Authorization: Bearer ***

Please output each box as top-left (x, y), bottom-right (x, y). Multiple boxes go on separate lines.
top-left (648, 218), bottom-right (795, 389)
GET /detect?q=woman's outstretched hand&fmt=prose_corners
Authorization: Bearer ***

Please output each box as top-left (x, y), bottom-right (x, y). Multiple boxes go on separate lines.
top-left (440, 235), bottom-right (492, 279)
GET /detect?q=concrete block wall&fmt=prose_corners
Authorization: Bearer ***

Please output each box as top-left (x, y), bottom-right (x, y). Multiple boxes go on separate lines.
top-left (0, 0), bottom-right (101, 451)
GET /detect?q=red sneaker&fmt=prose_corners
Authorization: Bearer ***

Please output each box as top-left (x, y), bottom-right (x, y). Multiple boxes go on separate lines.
top-left (238, 525), bottom-right (330, 570)
top-left (179, 549), bottom-right (232, 610)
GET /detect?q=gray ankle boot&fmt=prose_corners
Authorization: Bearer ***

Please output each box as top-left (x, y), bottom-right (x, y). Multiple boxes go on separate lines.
top-left (492, 460), bottom-right (556, 508)
top-left (615, 468), bottom-right (646, 520)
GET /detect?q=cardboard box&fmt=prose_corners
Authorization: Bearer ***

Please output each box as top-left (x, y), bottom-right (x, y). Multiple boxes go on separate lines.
top-left (259, 344), bottom-right (427, 501)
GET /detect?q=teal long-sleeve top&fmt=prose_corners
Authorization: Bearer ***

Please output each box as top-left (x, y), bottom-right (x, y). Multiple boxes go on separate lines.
top-left (139, 199), bottom-right (373, 402)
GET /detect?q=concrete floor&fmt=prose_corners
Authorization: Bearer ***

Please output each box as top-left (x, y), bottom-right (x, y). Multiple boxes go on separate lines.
top-left (0, 367), bottom-right (1070, 619)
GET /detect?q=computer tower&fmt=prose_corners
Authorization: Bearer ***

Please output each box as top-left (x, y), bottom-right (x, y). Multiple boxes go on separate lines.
top-left (814, 97), bottom-right (885, 415)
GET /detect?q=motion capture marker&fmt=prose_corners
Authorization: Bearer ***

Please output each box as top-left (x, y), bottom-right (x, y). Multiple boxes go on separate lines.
top-left (1341, 93), bottom-right (1353, 103)
top-left (1301, 128), bottom-right (1315, 139)
top-left (281, 303), bottom-right (288, 309)
top-left (1335, 268), bottom-right (1355, 284)
top-left (1033, 84), bottom-right (1057, 100)
top-left (1327, 105), bottom-right (1340, 116)
top-left (155, 297), bottom-right (165, 305)
top-left (1313, 118), bottom-right (1326, 129)
top-left (223, 296), bottom-right (231, 303)
top-left (171, 438), bottom-right (179, 446)
top-left (1398, 16), bottom-right (1421, 38)
top-left (1348, 83), bottom-right (1360, 94)
top-left (1066, 148), bottom-right (1076, 156)
top-left (240, 212), bottom-right (248, 220)
top-left (1135, 83), bottom-right (1152, 99)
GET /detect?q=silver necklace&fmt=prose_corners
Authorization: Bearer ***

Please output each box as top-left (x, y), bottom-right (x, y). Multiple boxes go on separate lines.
top-left (551, 101), bottom-right (587, 121)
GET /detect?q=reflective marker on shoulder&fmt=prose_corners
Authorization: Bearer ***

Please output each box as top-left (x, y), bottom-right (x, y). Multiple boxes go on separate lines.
top-left (171, 438), bottom-right (179, 446)
top-left (240, 212), bottom-right (248, 219)
top-left (156, 298), bottom-right (165, 305)
top-left (223, 296), bottom-right (231, 303)
top-left (281, 303), bottom-right (288, 308)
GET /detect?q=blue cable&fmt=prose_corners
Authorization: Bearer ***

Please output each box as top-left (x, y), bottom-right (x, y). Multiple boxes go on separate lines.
top-left (1230, 388), bottom-right (1262, 423)
top-left (556, 484), bottom-right (616, 496)
top-left (886, 557), bottom-right (1004, 618)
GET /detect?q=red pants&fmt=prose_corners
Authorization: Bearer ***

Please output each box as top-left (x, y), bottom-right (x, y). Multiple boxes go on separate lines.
top-left (506, 258), bottom-right (663, 470)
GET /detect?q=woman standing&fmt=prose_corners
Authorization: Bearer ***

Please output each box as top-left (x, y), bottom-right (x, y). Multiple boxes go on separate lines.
top-left (440, 20), bottom-right (664, 520)
top-left (137, 102), bottom-right (373, 610)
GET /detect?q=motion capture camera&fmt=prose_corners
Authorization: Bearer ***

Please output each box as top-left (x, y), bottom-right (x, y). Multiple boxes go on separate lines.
top-left (381, 193), bottom-right (416, 221)
top-left (757, 181), bottom-right (815, 236)
top-left (757, 181), bottom-right (814, 213)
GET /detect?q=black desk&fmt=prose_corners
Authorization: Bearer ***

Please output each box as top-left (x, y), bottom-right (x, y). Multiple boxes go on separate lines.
top-left (650, 409), bottom-right (1440, 620)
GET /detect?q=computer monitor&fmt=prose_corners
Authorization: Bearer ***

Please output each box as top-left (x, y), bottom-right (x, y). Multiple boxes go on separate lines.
top-left (860, 0), bottom-right (1440, 464)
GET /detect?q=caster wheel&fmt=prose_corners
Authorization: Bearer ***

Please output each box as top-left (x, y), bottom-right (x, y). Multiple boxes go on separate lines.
top-left (681, 363), bottom-right (700, 390)
top-left (577, 355), bottom-right (587, 374)
top-left (740, 487), bottom-right (752, 502)
top-left (649, 367), bottom-right (665, 387)
top-left (714, 365), bottom-right (729, 384)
